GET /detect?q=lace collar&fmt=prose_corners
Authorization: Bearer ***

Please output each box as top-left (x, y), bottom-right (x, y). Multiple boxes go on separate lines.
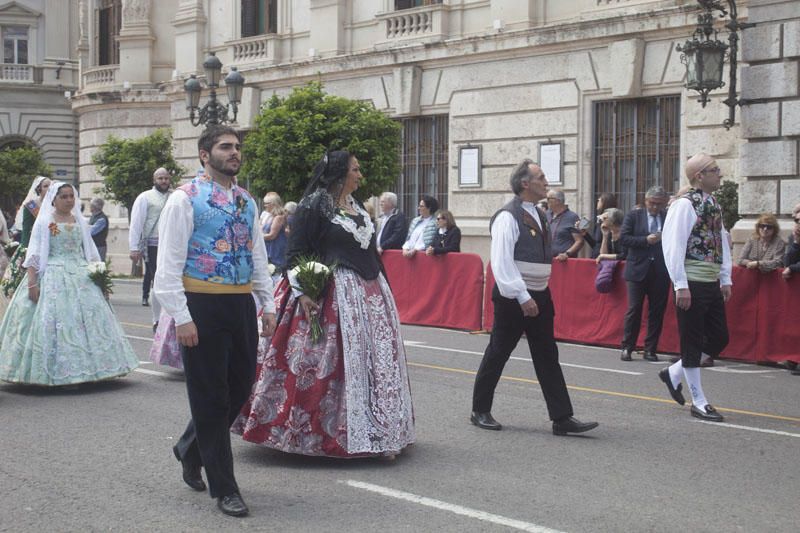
top-left (331, 195), bottom-right (374, 250)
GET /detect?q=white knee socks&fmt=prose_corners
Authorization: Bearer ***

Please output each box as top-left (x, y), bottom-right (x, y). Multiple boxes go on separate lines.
top-left (683, 366), bottom-right (708, 410)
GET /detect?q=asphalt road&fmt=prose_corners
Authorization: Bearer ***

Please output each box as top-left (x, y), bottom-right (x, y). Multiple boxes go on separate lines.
top-left (1, 279), bottom-right (798, 532)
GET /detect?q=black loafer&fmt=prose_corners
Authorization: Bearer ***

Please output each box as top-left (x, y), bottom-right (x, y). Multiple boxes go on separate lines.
top-left (470, 411), bottom-right (502, 431)
top-left (142, 297), bottom-right (149, 307)
top-left (218, 493), bottom-right (249, 517)
top-left (691, 404), bottom-right (723, 422)
top-left (552, 416), bottom-right (599, 436)
top-left (658, 368), bottom-right (686, 405)
top-left (620, 349), bottom-right (632, 361)
top-left (643, 351), bottom-right (659, 362)
top-left (173, 445), bottom-right (206, 492)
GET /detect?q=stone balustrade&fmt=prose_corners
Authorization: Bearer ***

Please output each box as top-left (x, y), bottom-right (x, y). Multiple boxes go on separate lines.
top-left (230, 34), bottom-right (278, 65)
top-left (0, 64), bottom-right (34, 82)
top-left (376, 3), bottom-right (448, 44)
top-left (82, 65), bottom-right (118, 90)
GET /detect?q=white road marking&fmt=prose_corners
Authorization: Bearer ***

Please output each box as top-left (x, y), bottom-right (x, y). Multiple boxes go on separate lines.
top-left (404, 342), bottom-right (642, 375)
top-left (138, 360), bottom-right (152, 365)
top-left (341, 480), bottom-right (565, 533)
top-left (126, 334), bottom-right (154, 342)
top-left (706, 366), bottom-right (782, 374)
top-left (694, 420), bottom-right (800, 438)
top-left (134, 368), bottom-right (172, 377)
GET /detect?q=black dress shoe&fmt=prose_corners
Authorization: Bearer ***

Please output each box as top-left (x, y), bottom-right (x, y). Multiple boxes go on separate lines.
top-left (643, 351), bottom-right (659, 362)
top-left (552, 416), bottom-right (599, 436)
top-left (152, 322), bottom-right (159, 333)
top-left (620, 349), bottom-right (632, 361)
top-left (142, 297), bottom-right (149, 307)
top-left (658, 368), bottom-right (685, 405)
top-left (173, 445), bottom-right (206, 492)
top-left (218, 493), bottom-right (249, 517)
top-left (470, 411), bottom-right (502, 431)
top-left (691, 404), bottom-right (724, 422)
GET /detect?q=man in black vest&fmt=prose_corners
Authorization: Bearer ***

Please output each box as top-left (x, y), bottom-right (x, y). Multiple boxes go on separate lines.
top-left (618, 186), bottom-right (670, 362)
top-left (89, 197), bottom-right (109, 261)
top-left (376, 191), bottom-right (407, 254)
top-left (471, 159), bottom-right (598, 436)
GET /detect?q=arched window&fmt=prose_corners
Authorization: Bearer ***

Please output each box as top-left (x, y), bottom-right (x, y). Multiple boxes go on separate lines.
top-left (241, 0), bottom-right (277, 38)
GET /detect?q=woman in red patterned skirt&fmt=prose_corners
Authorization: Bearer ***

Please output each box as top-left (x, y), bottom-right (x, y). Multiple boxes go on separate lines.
top-left (232, 151), bottom-right (415, 458)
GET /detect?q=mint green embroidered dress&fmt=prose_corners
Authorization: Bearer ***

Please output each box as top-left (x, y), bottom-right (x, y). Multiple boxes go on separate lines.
top-left (0, 223), bottom-right (139, 385)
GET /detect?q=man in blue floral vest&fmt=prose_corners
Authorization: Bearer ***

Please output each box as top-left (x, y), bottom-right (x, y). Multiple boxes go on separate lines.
top-left (660, 153), bottom-right (732, 422)
top-left (154, 126), bottom-right (277, 517)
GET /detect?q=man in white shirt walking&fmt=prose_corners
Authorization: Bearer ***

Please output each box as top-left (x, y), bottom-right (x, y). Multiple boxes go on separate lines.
top-left (471, 159), bottom-right (598, 436)
top-left (129, 167), bottom-right (172, 329)
top-left (659, 153), bottom-right (732, 422)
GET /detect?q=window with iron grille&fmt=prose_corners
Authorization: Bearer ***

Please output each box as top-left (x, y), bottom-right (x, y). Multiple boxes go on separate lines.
top-left (96, 0), bottom-right (121, 66)
top-left (593, 96), bottom-right (681, 214)
top-left (395, 115), bottom-right (449, 215)
top-left (241, 0), bottom-right (277, 37)
top-left (395, 0), bottom-right (443, 10)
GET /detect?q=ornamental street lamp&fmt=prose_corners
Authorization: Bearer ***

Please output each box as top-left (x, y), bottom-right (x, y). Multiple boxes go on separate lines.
top-left (677, 0), bottom-right (755, 130)
top-left (183, 52), bottom-right (245, 127)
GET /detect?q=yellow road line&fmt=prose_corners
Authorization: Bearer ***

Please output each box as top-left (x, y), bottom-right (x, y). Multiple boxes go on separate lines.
top-left (407, 361), bottom-right (800, 423)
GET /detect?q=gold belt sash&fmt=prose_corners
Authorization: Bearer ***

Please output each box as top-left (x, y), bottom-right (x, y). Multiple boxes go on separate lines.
top-left (182, 276), bottom-right (252, 294)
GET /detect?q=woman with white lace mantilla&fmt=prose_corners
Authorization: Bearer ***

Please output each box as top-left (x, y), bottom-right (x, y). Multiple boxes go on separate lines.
top-left (233, 150), bottom-right (415, 458)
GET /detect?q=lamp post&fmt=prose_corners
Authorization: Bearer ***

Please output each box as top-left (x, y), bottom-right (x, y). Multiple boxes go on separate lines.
top-left (183, 52), bottom-right (245, 127)
top-left (677, 0), bottom-right (755, 130)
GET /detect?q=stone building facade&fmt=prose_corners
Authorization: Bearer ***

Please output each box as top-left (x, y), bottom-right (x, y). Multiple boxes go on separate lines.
top-left (0, 0), bottom-right (79, 183)
top-left (70, 0), bottom-right (800, 261)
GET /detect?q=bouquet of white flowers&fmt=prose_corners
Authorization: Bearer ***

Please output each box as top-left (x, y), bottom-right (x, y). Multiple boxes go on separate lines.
top-left (267, 263), bottom-right (276, 276)
top-left (2, 240), bottom-right (19, 257)
top-left (1, 243), bottom-right (26, 298)
top-left (88, 259), bottom-right (113, 297)
top-left (289, 256), bottom-right (334, 343)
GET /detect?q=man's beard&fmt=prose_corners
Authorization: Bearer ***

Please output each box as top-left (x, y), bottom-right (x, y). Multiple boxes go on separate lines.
top-left (155, 182), bottom-right (170, 193)
top-left (207, 153), bottom-right (240, 177)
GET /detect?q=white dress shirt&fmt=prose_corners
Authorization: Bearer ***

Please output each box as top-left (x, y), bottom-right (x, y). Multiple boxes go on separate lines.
top-left (662, 195), bottom-right (732, 291)
top-left (403, 216), bottom-right (432, 251)
top-left (153, 187), bottom-right (275, 326)
top-left (491, 202), bottom-right (544, 305)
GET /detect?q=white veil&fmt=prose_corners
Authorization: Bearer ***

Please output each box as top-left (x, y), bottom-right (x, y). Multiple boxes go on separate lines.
top-left (13, 176), bottom-right (49, 232)
top-left (23, 181), bottom-right (100, 274)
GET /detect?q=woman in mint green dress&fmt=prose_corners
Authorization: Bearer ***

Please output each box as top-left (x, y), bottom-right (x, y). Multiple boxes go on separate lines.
top-left (0, 182), bottom-right (139, 386)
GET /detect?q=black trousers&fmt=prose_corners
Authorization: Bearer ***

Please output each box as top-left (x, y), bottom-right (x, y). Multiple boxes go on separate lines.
top-left (675, 281), bottom-right (729, 368)
top-left (621, 269), bottom-right (670, 352)
top-left (472, 286), bottom-right (573, 421)
top-left (142, 245), bottom-right (158, 299)
top-left (174, 292), bottom-right (258, 499)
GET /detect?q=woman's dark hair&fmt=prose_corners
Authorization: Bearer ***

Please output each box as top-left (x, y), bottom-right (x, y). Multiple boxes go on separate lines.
top-left (35, 178), bottom-right (50, 196)
top-left (51, 183), bottom-right (72, 206)
top-left (305, 150), bottom-right (353, 197)
top-left (598, 193), bottom-right (617, 212)
top-left (421, 195), bottom-right (439, 214)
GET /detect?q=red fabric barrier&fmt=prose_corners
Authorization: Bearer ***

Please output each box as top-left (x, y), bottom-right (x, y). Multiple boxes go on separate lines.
top-left (482, 259), bottom-right (797, 363)
top-left (381, 250), bottom-right (484, 331)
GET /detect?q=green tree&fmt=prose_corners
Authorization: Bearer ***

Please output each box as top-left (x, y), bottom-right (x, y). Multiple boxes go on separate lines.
top-left (92, 129), bottom-right (184, 218)
top-left (240, 82), bottom-right (402, 202)
top-left (713, 180), bottom-right (740, 230)
top-left (0, 146), bottom-right (52, 218)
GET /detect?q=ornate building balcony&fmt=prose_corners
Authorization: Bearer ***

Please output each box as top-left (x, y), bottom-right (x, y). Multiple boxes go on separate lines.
top-left (0, 64), bottom-right (39, 83)
top-left (228, 34), bottom-right (280, 66)
top-left (375, 3), bottom-right (450, 47)
top-left (81, 65), bottom-right (119, 91)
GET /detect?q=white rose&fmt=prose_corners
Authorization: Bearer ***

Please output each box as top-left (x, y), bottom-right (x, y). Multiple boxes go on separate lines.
top-left (288, 266), bottom-right (300, 278)
top-left (311, 262), bottom-right (329, 275)
top-left (268, 264), bottom-right (276, 275)
top-left (88, 263), bottom-right (98, 274)
top-left (97, 262), bottom-right (107, 273)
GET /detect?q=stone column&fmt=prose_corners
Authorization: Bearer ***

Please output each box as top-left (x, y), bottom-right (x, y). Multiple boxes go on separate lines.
top-left (44, 0), bottom-right (73, 83)
top-left (172, 0), bottom-right (207, 77)
top-left (77, 0), bottom-right (90, 86)
top-left (737, 0), bottom-right (800, 240)
top-left (117, 0), bottom-right (154, 86)
top-left (310, 0), bottom-right (346, 56)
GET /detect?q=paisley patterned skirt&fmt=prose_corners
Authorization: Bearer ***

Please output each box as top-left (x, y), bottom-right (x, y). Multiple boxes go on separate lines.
top-left (232, 268), bottom-right (415, 457)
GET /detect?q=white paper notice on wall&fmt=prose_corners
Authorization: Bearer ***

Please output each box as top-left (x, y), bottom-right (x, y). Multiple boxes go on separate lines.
top-left (459, 146), bottom-right (481, 187)
top-left (539, 143), bottom-right (562, 185)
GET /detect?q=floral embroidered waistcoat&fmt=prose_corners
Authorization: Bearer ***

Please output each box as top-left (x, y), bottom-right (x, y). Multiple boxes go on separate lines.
top-left (180, 176), bottom-right (256, 285)
top-left (683, 188), bottom-right (723, 264)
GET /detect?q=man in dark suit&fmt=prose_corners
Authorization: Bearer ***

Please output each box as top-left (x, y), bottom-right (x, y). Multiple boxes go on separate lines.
top-left (618, 186), bottom-right (670, 362)
top-left (376, 191), bottom-right (407, 254)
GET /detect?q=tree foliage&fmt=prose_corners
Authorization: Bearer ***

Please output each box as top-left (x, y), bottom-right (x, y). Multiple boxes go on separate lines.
top-left (92, 129), bottom-right (184, 217)
top-left (0, 146), bottom-right (52, 218)
top-left (240, 82), bottom-right (402, 202)
top-left (713, 180), bottom-right (740, 230)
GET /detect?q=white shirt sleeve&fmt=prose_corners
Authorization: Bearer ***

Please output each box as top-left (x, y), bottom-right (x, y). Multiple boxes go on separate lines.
top-left (128, 193), bottom-right (148, 251)
top-left (250, 209), bottom-right (276, 314)
top-left (490, 211), bottom-right (531, 305)
top-left (153, 191), bottom-right (194, 325)
top-left (662, 198), bottom-right (696, 291)
top-left (720, 222), bottom-right (733, 287)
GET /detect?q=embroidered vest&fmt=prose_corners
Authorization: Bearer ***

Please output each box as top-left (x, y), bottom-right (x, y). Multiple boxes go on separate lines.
top-left (490, 197), bottom-right (552, 291)
top-left (141, 189), bottom-right (170, 243)
top-left (682, 188), bottom-right (723, 265)
top-left (181, 176), bottom-right (257, 285)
